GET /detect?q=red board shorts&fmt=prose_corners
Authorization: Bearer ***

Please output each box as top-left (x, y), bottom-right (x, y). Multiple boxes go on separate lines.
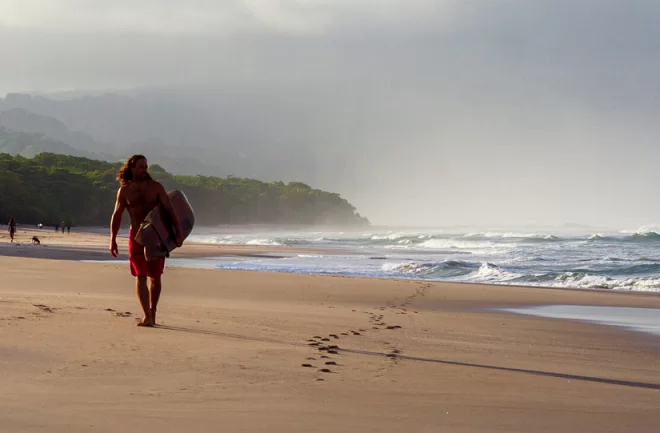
top-left (128, 228), bottom-right (165, 278)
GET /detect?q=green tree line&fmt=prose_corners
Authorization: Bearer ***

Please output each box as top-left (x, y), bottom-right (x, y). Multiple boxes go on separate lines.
top-left (0, 153), bottom-right (370, 227)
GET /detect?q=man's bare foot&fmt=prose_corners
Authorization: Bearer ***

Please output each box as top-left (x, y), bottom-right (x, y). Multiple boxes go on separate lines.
top-left (136, 316), bottom-right (154, 327)
top-left (151, 309), bottom-right (157, 326)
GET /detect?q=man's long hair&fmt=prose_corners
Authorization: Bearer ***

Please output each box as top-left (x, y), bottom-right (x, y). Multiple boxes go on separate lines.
top-left (116, 154), bottom-right (152, 186)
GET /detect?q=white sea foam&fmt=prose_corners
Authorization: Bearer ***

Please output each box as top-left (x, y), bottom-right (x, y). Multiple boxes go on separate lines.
top-left (464, 232), bottom-right (556, 239)
top-left (371, 232), bottom-right (412, 240)
top-left (173, 226), bottom-right (660, 293)
top-left (467, 263), bottom-right (523, 282)
top-left (245, 239), bottom-right (283, 246)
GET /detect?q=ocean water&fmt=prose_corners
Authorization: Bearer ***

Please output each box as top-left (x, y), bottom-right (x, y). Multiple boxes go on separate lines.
top-left (500, 305), bottom-right (660, 336)
top-left (181, 225), bottom-right (660, 293)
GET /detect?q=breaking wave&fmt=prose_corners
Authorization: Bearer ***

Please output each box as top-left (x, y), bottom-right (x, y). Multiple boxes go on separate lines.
top-left (185, 225), bottom-right (660, 292)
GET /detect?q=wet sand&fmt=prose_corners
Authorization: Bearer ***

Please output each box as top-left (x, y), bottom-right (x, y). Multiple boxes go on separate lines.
top-left (0, 227), bottom-right (330, 261)
top-left (1, 229), bottom-right (660, 432)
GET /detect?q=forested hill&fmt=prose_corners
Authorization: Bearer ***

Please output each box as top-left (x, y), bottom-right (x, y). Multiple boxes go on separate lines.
top-left (0, 153), bottom-right (370, 227)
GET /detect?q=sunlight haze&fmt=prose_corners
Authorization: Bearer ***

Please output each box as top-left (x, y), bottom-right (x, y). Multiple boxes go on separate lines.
top-left (1, 0), bottom-right (658, 228)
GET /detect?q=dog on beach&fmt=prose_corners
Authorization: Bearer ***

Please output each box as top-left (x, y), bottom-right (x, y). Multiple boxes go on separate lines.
top-left (31, 236), bottom-right (41, 245)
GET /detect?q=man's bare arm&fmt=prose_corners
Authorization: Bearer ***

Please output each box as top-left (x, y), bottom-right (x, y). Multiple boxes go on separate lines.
top-left (155, 182), bottom-right (183, 241)
top-left (110, 187), bottom-right (125, 242)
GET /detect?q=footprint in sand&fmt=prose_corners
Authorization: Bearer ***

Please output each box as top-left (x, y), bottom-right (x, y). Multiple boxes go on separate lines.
top-left (320, 355), bottom-right (331, 359)
top-left (341, 332), bottom-right (349, 336)
top-left (321, 338), bottom-right (331, 342)
top-left (302, 364), bottom-right (314, 368)
top-left (329, 334), bottom-right (339, 339)
top-left (114, 312), bottom-right (132, 318)
top-left (386, 325), bottom-right (402, 330)
top-left (325, 361), bottom-right (338, 366)
top-left (319, 368), bottom-right (333, 373)
top-left (308, 342), bottom-right (321, 346)
top-left (327, 350), bottom-right (339, 355)
top-left (33, 304), bottom-right (54, 313)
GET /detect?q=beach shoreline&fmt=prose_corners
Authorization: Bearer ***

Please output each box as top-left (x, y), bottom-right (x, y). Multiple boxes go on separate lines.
top-left (3, 227), bottom-right (660, 298)
top-left (2, 228), bottom-right (660, 432)
top-left (0, 227), bottom-right (343, 261)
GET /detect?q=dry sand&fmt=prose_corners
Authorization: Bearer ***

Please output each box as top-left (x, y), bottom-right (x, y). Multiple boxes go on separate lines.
top-left (1, 229), bottom-right (660, 432)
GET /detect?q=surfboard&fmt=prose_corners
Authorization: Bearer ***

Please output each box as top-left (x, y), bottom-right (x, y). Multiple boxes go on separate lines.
top-left (134, 189), bottom-right (195, 261)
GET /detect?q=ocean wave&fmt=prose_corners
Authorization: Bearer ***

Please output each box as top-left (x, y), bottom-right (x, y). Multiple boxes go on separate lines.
top-left (370, 232), bottom-right (411, 241)
top-left (245, 239), bottom-right (283, 246)
top-left (416, 238), bottom-right (513, 251)
top-left (463, 232), bottom-right (561, 242)
top-left (518, 273), bottom-right (660, 292)
top-left (630, 225), bottom-right (660, 235)
top-left (629, 232), bottom-right (660, 242)
top-left (588, 234), bottom-right (610, 241)
top-left (381, 260), bottom-right (527, 281)
top-left (382, 259), bottom-right (480, 278)
top-left (466, 262), bottom-right (524, 282)
top-left (380, 257), bottom-right (660, 290)
top-left (191, 236), bottom-right (285, 246)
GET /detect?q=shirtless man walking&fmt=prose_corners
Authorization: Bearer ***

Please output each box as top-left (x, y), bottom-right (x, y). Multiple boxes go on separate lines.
top-left (109, 155), bottom-right (183, 327)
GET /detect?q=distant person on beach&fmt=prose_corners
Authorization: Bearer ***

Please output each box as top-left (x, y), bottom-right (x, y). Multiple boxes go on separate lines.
top-left (8, 217), bottom-right (16, 242)
top-left (66, 223), bottom-right (71, 234)
top-left (109, 154), bottom-right (183, 327)
top-left (61, 222), bottom-right (65, 234)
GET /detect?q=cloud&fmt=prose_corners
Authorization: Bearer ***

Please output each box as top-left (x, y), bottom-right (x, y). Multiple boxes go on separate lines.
top-left (0, 0), bottom-right (463, 34)
top-left (1, 0), bottom-right (659, 226)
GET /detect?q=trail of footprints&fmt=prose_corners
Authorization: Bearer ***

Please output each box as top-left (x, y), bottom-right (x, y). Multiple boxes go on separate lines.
top-left (300, 282), bottom-right (431, 381)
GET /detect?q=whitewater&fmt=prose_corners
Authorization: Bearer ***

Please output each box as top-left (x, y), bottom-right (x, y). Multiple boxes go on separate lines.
top-left (182, 225), bottom-right (660, 293)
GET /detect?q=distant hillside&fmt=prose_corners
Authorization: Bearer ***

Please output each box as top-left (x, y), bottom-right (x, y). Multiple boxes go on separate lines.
top-left (0, 126), bottom-right (102, 159)
top-left (0, 108), bottom-right (106, 153)
top-left (0, 90), bottom-right (353, 187)
top-left (0, 107), bottom-right (226, 176)
top-left (0, 153), bottom-right (370, 227)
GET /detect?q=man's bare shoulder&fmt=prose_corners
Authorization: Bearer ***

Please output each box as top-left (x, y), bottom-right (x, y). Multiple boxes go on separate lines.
top-left (117, 185), bottom-right (130, 197)
top-left (149, 180), bottom-right (166, 192)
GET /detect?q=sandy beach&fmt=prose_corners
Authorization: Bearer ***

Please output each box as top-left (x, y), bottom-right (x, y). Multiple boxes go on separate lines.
top-left (1, 228), bottom-right (660, 432)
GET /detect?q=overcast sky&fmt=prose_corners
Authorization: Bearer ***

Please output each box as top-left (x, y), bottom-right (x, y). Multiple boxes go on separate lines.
top-left (1, 0), bottom-right (659, 228)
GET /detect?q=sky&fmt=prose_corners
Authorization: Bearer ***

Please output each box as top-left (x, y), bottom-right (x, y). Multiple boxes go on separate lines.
top-left (1, 0), bottom-right (660, 228)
